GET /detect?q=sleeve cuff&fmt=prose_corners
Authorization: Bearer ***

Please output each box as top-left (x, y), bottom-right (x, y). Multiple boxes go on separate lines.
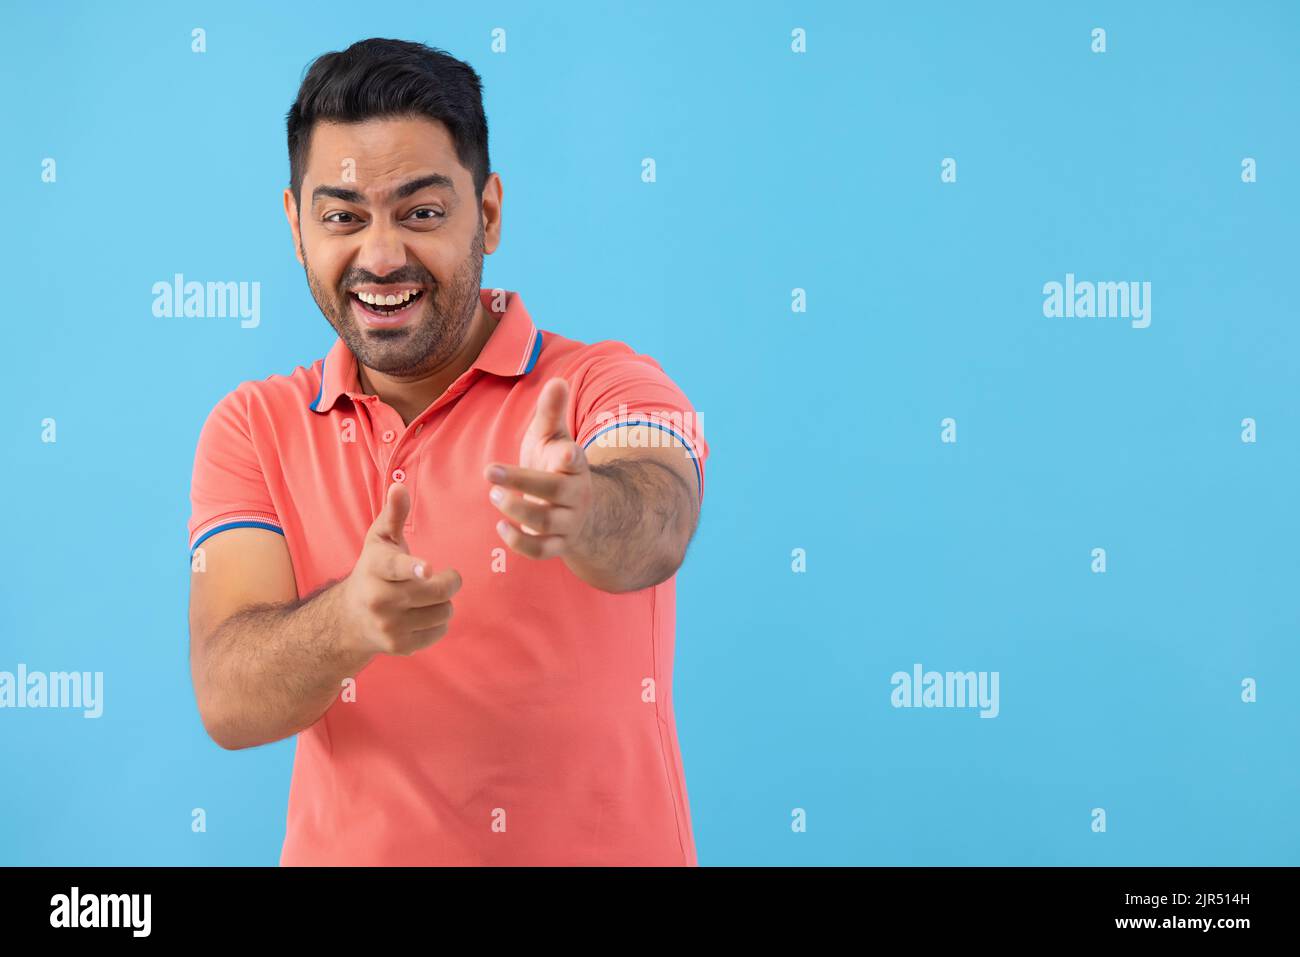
top-left (579, 418), bottom-right (704, 503)
top-left (189, 511), bottom-right (284, 554)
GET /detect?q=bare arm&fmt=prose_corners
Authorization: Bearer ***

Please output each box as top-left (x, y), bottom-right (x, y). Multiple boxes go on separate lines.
top-left (566, 449), bottom-right (699, 592)
top-left (189, 534), bottom-right (372, 750)
top-left (189, 483), bottom-right (462, 750)
top-left (484, 377), bottom-right (703, 595)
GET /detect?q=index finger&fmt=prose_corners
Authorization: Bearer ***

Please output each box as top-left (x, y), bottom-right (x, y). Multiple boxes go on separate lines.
top-left (399, 565), bottom-right (463, 606)
top-left (483, 463), bottom-right (572, 504)
top-left (371, 543), bottom-right (425, 583)
top-left (373, 548), bottom-right (461, 597)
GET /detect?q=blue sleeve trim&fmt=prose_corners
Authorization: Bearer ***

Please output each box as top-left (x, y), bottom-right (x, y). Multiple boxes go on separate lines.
top-left (581, 420), bottom-right (702, 500)
top-left (190, 521), bottom-right (285, 556)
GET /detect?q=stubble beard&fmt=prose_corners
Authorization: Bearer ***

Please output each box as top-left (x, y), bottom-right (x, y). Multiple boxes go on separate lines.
top-left (302, 219), bottom-right (485, 378)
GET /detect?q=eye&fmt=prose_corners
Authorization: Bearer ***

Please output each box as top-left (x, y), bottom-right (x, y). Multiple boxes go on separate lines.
top-left (408, 207), bottom-right (445, 221)
top-left (323, 211), bottom-right (361, 224)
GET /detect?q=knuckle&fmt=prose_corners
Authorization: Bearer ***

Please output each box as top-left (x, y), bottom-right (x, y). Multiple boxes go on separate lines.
top-left (414, 625), bottom-right (445, 648)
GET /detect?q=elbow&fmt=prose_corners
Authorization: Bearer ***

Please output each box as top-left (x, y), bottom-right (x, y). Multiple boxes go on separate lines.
top-left (607, 545), bottom-right (688, 594)
top-left (206, 719), bottom-right (259, 752)
top-left (644, 547), bottom-right (687, 590)
top-left (198, 705), bottom-right (241, 751)
top-left (191, 633), bottom-right (243, 750)
top-left (211, 733), bottom-right (246, 752)
top-left (196, 684), bottom-right (295, 751)
top-left (191, 641), bottom-right (258, 750)
top-left (647, 532), bottom-right (691, 588)
top-left (195, 687), bottom-right (252, 751)
top-left (209, 725), bottom-right (248, 751)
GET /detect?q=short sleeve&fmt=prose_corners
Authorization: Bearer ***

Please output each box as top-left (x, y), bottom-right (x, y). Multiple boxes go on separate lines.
top-left (187, 387), bottom-right (284, 554)
top-left (570, 343), bottom-right (709, 504)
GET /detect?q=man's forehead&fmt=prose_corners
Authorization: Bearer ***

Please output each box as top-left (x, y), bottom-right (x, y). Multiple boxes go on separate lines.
top-left (305, 116), bottom-right (463, 193)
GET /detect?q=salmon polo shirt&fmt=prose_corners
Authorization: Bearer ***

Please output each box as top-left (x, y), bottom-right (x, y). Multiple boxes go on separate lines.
top-left (186, 288), bottom-right (708, 866)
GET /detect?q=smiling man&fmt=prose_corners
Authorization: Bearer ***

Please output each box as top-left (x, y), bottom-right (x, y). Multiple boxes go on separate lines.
top-left (186, 38), bottom-right (708, 866)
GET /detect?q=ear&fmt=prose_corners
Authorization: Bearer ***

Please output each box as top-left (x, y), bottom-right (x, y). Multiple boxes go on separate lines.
top-left (480, 172), bottom-right (504, 256)
top-left (283, 187), bottom-right (304, 266)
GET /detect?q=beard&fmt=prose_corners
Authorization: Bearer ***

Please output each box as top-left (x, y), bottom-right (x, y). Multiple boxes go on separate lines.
top-left (302, 218), bottom-right (485, 378)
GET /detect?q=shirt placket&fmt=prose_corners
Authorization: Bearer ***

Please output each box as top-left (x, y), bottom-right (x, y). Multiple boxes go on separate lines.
top-left (367, 401), bottom-right (421, 536)
top-left (355, 370), bottom-right (480, 538)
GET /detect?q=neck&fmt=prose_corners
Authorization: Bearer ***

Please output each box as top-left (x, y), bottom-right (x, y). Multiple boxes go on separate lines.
top-left (357, 299), bottom-right (497, 426)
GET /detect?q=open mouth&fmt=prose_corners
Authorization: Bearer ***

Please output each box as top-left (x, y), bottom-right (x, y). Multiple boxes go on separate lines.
top-left (349, 287), bottom-right (426, 324)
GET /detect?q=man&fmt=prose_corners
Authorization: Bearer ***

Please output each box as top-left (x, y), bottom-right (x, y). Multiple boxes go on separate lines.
top-left (186, 38), bottom-right (708, 866)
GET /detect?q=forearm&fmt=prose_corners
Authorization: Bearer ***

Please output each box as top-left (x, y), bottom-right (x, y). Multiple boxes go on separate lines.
top-left (194, 580), bottom-right (375, 750)
top-left (565, 457), bottom-right (697, 593)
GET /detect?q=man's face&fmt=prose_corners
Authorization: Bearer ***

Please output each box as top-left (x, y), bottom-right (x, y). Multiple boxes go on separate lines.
top-left (284, 115), bottom-right (500, 377)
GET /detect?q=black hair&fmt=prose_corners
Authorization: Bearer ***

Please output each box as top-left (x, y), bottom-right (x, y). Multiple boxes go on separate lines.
top-left (286, 38), bottom-right (490, 206)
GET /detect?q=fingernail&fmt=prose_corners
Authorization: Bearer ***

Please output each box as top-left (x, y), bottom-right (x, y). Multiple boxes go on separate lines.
top-left (496, 520), bottom-right (509, 535)
top-left (413, 562), bottom-right (425, 578)
top-left (489, 486), bottom-right (504, 504)
top-left (487, 465), bottom-right (505, 482)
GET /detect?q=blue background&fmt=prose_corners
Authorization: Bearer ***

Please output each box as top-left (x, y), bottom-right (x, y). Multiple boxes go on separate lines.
top-left (2, 0), bottom-right (1296, 865)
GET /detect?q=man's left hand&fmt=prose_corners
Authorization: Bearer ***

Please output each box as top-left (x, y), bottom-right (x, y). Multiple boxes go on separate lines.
top-left (484, 377), bottom-right (593, 560)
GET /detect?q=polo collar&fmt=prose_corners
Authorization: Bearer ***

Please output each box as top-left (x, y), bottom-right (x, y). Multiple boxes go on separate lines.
top-left (310, 287), bottom-right (543, 414)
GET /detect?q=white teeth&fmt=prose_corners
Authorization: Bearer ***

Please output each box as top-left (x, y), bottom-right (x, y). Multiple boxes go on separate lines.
top-left (356, 289), bottom-right (419, 306)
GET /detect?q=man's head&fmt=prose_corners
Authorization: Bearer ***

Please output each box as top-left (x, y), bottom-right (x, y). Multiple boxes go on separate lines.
top-left (283, 38), bottom-right (502, 378)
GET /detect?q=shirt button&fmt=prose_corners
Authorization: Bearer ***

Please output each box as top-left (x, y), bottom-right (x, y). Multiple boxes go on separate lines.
top-left (381, 429), bottom-right (395, 443)
top-left (392, 468), bottom-right (406, 483)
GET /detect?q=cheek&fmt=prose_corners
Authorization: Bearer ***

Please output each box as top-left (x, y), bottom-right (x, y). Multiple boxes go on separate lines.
top-left (411, 237), bottom-right (468, 282)
top-left (413, 253), bottom-right (449, 285)
top-left (306, 252), bottom-right (347, 294)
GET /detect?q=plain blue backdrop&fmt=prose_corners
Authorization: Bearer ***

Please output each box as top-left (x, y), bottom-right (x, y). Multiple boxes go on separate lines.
top-left (2, 0), bottom-right (1297, 865)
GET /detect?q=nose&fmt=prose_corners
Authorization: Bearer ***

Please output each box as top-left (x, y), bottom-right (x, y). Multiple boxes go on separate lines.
top-left (353, 215), bottom-right (409, 280)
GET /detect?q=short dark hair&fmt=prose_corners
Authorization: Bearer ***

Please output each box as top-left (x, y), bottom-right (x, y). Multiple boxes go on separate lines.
top-left (286, 38), bottom-right (490, 206)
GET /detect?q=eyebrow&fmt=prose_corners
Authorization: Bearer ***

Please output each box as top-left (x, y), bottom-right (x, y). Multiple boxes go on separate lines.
top-left (311, 173), bottom-right (457, 205)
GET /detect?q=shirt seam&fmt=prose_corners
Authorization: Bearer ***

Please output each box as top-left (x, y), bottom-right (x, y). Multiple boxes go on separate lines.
top-left (649, 583), bottom-right (691, 865)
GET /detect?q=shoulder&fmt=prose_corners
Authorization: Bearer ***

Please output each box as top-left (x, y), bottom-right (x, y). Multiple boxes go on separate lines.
top-left (195, 356), bottom-right (327, 449)
top-left (533, 329), bottom-right (669, 384)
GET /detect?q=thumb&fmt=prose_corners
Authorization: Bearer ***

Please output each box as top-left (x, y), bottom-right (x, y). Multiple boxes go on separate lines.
top-left (371, 481), bottom-right (411, 548)
top-left (528, 378), bottom-right (572, 443)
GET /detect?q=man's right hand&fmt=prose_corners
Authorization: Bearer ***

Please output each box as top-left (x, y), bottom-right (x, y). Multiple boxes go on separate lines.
top-left (340, 481), bottom-right (462, 657)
